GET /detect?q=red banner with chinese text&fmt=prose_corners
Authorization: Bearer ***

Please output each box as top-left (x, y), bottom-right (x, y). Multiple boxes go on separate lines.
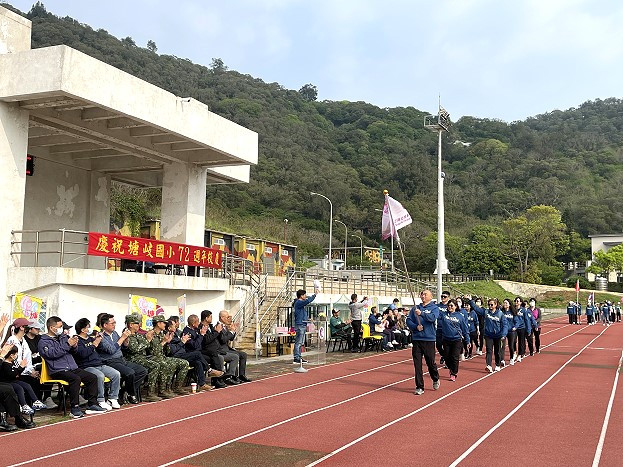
top-left (88, 232), bottom-right (223, 268)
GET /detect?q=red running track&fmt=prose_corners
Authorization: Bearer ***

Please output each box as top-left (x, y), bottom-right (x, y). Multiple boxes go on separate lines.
top-left (2, 317), bottom-right (621, 467)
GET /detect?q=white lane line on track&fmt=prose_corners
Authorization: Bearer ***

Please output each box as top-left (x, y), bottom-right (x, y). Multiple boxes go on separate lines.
top-left (158, 376), bottom-right (415, 467)
top-left (6, 356), bottom-right (413, 466)
top-left (307, 324), bottom-right (589, 466)
top-left (592, 350), bottom-right (623, 467)
top-left (449, 326), bottom-right (610, 467)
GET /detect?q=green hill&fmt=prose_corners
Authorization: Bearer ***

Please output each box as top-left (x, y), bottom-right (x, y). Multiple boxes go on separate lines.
top-left (5, 2), bottom-right (619, 279)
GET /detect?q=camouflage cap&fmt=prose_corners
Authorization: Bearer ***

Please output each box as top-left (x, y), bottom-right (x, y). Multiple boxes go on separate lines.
top-left (125, 313), bottom-right (142, 325)
top-left (152, 314), bottom-right (167, 324)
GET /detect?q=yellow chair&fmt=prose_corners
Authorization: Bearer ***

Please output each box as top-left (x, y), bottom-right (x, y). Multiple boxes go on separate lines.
top-left (41, 359), bottom-right (110, 415)
top-left (361, 323), bottom-right (383, 352)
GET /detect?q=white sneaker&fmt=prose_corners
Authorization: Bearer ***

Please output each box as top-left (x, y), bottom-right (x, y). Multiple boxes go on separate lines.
top-left (387, 342), bottom-right (394, 348)
top-left (21, 404), bottom-right (34, 415)
top-left (477, 349), bottom-right (483, 356)
top-left (44, 396), bottom-right (58, 409)
top-left (408, 343), bottom-right (413, 348)
top-left (486, 365), bottom-right (493, 373)
top-left (495, 366), bottom-right (501, 372)
top-left (108, 399), bottom-right (121, 409)
top-left (391, 340), bottom-right (399, 345)
top-left (98, 401), bottom-right (113, 411)
top-left (32, 400), bottom-right (47, 411)
top-left (460, 354), bottom-right (465, 361)
top-left (517, 356), bottom-right (522, 363)
top-left (501, 360), bottom-right (506, 367)
top-left (510, 357), bottom-right (515, 366)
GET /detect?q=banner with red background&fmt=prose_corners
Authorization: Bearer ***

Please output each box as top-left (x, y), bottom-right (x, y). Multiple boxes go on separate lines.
top-left (88, 232), bottom-right (223, 268)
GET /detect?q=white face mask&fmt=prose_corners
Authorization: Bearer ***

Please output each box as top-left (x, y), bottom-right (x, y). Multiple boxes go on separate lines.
top-left (530, 301), bottom-right (536, 307)
top-left (54, 327), bottom-right (64, 336)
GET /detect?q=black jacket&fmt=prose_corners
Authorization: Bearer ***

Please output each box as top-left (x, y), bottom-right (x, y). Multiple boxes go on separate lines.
top-left (200, 323), bottom-right (223, 356)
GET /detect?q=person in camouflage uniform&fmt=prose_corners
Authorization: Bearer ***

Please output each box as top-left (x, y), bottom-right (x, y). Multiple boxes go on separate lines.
top-left (123, 314), bottom-right (164, 402)
top-left (149, 315), bottom-right (190, 396)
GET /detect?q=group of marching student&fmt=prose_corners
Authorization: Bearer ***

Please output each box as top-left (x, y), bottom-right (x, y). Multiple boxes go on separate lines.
top-left (406, 289), bottom-right (542, 395)
top-left (569, 299), bottom-right (622, 326)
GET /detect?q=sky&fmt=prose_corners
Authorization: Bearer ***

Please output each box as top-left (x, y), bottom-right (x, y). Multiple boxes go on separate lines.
top-left (8, 0), bottom-right (623, 122)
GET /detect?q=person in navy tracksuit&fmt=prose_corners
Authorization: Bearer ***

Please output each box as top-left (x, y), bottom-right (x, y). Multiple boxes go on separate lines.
top-left (456, 297), bottom-right (469, 360)
top-left (575, 303), bottom-right (582, 325)
top-left (585, 302), bottom-right (595, 325)
top-left (513, 298), bottom-right (527, 361)
top-left (406, 289), bottom-right (440, 395)
top-left (435, 291), bottom-right (450, 365)
top-left (439, 299), bottom-right (470, 382)
top-left (468, 296), bottom-right (508, 372)
top-left (500, 299), bottom-right (517, 366)
top-left (464, 301), bottom-right (479, 358)
top-left (522, 303), bottom-right (537, 356)
top-left (566, 301), bottom-right (576, 325)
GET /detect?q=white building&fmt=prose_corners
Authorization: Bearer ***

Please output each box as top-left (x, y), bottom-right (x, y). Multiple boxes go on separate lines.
top-left (0, 7), bottom-right (258, 328)
top-left (587, 233), bottom-right (623, 282)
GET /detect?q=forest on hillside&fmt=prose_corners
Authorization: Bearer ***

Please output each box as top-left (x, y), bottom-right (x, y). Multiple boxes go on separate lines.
top-left (5, 2), bottom-right (622, 283)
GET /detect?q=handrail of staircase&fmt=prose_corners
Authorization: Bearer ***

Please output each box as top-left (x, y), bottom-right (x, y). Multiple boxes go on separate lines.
top-left (258, 269), bottom-right (296, 336)
top-left (233, 272), bottom-right (268, 332)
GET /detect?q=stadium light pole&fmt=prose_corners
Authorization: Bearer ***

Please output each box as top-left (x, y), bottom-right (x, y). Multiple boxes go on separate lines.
top-left (424, 103), bottom-right (451, 303)
top-left (334, 219), bottom-right (347, 269)
top-left (311, 192), bottom-right (333, 270)
top-left (351, 234), bottom-right (363, 263)
top-left (375, 208), bottom-right (394, 272)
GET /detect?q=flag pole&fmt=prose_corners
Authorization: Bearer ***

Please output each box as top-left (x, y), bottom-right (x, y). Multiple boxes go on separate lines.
top-left (384, 190), bottom-right (419, 322)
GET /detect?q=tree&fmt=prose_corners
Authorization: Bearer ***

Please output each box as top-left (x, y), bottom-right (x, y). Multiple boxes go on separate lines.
top-left (147, 40), bottom-right (157, 53)
top-left (210, 58), bottom-right (228, 72)
top-left (502, 205), bottom-right (568, 281)
top-left (586, 244), bottom-right (623, 278)
top-left (121, 36), bottom-right (136, 47)
top-left (299, 84), bottom-right (318, 102)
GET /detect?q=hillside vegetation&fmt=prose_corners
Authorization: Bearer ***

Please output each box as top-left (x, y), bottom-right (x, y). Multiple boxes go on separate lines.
top-left (6, 2), bottom-right (622, 282)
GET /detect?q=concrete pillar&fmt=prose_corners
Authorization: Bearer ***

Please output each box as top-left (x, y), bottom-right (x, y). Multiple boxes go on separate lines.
top-left (160, 162), bottom-right (207, 247)
top-left (86, 171), bottom-right (111, 269)
top-left (0, 6), bottom-right (31, 313)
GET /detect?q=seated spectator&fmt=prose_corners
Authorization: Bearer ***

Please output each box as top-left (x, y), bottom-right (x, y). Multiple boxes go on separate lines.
top-left (96, 313), bottom-right (146, 404)
top-left (199, 310), bottom-right (227, 389)
top-left (395, 308), bottom-right (412, 348)
top-left (0, 345), bottom-right (46, 414)
top-left (167, 317), bottom-right (222, 391)
top-left (217, 310), bottom-right (251, 384)
top-left (38, 316), bottom-right (105, 418)
top-left (23, 318), bottom-right (56, 408)
top-left (124, 314), bottom-right (166, 401)
top-left (368, 307), bottom-right (391, 350)
top-left (0, 315), bottom-right (34, 430)
top-left (386, 309), bottom-right (408, 349)
top-left (168, 316), bottom-right (182, 337)
top-left (148, 315), bottom-right (190, 396)
top-left (329, 309), bottom-right (352, 349)
top-left (4, 318), bottom-right (46, 404)
top-left (74, 318), bottom-right (122, 410)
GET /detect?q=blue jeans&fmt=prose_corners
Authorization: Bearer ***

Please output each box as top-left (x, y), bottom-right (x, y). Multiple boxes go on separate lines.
top-left (294, 324), bottom-right (307, 361)
top-left (84, 365), bottom-right (121, 401)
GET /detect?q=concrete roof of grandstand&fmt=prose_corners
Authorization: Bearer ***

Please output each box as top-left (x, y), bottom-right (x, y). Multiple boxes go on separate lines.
top-left (0, 45), bottom-right (257, 186)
